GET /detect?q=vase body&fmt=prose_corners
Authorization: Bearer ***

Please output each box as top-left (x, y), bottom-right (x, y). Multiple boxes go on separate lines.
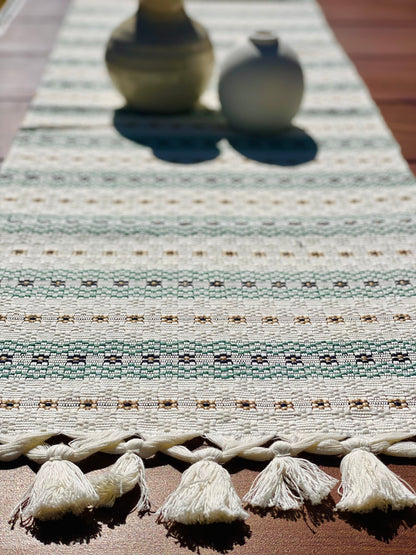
top-left (105, 0), bottom-right (214, 113)
top-left (218, 31), bottom-right (304, 133)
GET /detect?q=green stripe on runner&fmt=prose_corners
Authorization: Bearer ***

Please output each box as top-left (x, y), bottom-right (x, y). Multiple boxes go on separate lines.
top-left (0, 268), bottom-right (415, 300)
top-left (27, 104), bottom-right (379, 118)
top-left (14, 131), bottom-right (396, 152)
top-left (0, 338), bottom-right (414, 380)
top-left (1, 169), bottom-right (412, 190)
top-left (0, 213), bottom-right (414, 237)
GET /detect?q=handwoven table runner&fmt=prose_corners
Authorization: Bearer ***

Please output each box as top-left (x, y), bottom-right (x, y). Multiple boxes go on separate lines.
top-left (1, 0), bottom-right (416, 528)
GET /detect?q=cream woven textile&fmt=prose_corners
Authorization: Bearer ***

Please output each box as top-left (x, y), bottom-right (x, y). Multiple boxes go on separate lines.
top-left (1, 0), bottom-right (416, 526)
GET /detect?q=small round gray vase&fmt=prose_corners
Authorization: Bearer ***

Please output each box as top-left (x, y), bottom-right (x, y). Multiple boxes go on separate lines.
top-left (105, 0), bottom-right (214, 113)
top-left (218, 31), bottom-right (304, 133)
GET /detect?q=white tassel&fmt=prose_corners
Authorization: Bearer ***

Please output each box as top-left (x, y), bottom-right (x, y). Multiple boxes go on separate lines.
top-left (244, 455), bottom-right (337, 510)
top-left (156, 459), bottom-right (248, 524)
top-left (12, 458), bottom-right (99, 523)
top-left (337, 448), bottom-right (416, 513)
top-left (89, 451), bottom-right (150, 512)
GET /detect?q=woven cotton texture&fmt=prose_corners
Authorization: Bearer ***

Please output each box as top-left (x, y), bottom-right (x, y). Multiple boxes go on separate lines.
top-left (1, 0), bottom-right (416, 517)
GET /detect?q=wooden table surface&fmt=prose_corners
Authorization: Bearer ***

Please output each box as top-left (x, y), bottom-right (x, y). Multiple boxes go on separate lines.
top-left (0, 1), bottom-right (416, 553)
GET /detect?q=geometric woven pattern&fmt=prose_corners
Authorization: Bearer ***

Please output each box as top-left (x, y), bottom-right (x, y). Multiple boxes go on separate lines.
top-left (1, 0), bottom-right (416, 442)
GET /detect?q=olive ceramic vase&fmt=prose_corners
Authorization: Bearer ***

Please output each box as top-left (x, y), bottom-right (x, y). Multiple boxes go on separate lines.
top-left (105, 0), bottom-right (214, 113)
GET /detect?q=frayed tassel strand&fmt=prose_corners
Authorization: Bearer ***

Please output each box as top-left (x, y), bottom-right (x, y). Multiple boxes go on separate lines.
top-left (244, 456), bottom-right (337, 511)
top-left (11, 458), bottom-right (99, 524)
top-left (336, 448), bottom-right (416, 513)
top-left (156, 459), bottom-right (248, 525)
top-left (89, 451), bottom-right (150, 512)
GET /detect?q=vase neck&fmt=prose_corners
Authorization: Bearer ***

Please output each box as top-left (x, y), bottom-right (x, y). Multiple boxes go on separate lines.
top-left (139, 0), bottom-right (184, 15)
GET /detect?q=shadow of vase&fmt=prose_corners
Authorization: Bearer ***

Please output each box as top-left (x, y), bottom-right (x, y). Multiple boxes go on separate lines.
top-left (113, 107), bottom-right (223, 164)
top-left (228, 125), bottom-right (318, 166)
top-left (113, 107), bottom-right (318, 167)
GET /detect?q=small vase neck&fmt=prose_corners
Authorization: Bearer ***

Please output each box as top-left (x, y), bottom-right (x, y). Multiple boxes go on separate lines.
top-left (250, 31), bottom-right (279, 56)
top-left (250, 31), bottom-right (278, 47)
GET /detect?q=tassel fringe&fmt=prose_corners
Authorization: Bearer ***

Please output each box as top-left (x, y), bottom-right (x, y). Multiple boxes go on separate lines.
top-left (244, 455), bottom-right (338, 510)
top-left (12, 459), bottom-right (99, 523)
top-left (89, 451), bottom-right (150, 512)
top-left (156, 460), bottom-right (248, 525)
top-left (337, 448), bottom-right (416, 513)
top-left (2, 433), bottom-right (416, 527)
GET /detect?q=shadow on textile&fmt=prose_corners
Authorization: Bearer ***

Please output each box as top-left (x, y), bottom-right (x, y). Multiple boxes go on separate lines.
top-left (113, 107), bottom-right (318, 166)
